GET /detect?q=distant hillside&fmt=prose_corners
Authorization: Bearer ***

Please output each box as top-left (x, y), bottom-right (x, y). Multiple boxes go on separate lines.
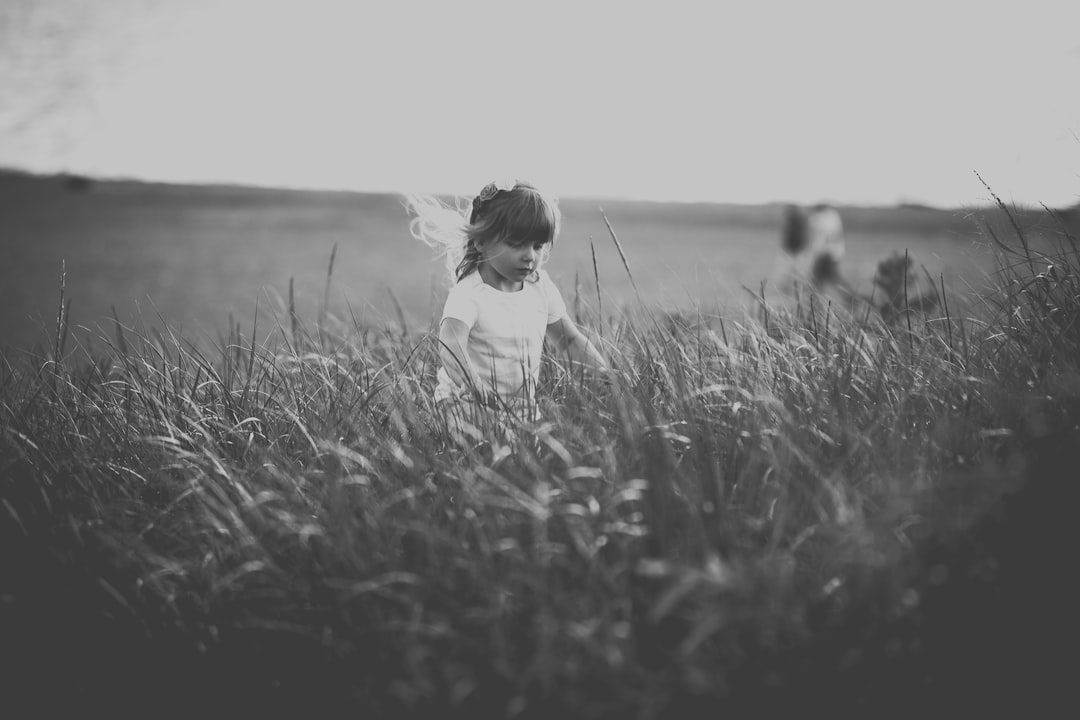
top-left (3, 166), bottom-right (1073, 248)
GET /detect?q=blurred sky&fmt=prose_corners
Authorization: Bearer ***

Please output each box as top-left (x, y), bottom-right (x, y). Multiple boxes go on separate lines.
top-left (1, 0), bottom-right (1078, 207)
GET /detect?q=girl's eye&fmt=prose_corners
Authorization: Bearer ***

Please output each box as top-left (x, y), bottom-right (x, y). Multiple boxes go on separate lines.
top-left (533, 243), bottom-right (546, 251)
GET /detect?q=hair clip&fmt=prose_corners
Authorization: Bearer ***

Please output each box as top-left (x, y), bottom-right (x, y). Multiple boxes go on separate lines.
top-left (471, 178), bottom-right (517, 221)
top-left (479, 178), bottom-right (517, 201)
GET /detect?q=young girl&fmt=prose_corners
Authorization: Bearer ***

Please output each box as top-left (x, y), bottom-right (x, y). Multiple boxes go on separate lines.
top-left (406, 179), bottom-right (607, 435)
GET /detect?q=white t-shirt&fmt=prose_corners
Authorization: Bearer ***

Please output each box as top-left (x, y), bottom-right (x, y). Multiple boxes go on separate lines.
top-left (435, 268), bottom-right (568, 408)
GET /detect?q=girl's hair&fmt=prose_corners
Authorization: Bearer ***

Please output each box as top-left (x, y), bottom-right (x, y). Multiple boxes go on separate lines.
top-left (406, 180), bottom-right (561, 283)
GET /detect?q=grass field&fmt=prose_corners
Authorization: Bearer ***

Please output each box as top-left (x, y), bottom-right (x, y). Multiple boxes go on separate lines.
top-left (1, 169), bottom-right (1078, 717)
top-left (0, 169), bottom-right (1047, 354)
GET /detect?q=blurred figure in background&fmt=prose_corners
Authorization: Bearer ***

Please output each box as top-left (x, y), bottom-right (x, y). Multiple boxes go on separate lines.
top-left (776, 203), bottom-right (851, 295)
top-left (774, 203), bottom-right (939, 324)
top-left (871, 251), bottom-right (940, 324)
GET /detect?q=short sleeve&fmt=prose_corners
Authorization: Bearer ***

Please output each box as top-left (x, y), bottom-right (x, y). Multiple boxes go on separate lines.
top-left (539, 270), bottom-right (568, 324)
top-left (441, 280), bottom-right (478, 326)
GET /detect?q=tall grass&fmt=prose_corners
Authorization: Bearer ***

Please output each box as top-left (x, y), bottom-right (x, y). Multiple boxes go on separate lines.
top-left (2, 197), bottom-right (1078, 717)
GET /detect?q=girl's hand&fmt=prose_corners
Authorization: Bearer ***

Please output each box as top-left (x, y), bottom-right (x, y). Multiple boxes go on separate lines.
top-left (546, 317), bottom-right (608, 372)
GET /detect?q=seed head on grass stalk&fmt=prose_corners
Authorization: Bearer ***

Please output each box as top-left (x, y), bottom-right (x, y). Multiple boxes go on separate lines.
top-left (601, 207), bottom-right (668, 347)
top-left (591, 238), bottom-right (603, 338)
top-left (600, 207), bottom-right (640, 301)
top-left (319, 242), bottom-right (338, 350)
top-left (53, 260), bottom-right (71, 367)
top-left (288, 276), bottom-right (299, 350)
top-left (975, 170), bottom-right (1035, 275)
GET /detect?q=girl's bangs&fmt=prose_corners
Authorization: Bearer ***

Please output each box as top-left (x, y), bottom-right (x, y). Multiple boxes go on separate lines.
top-left (502, 192), bottom-right (559, 246)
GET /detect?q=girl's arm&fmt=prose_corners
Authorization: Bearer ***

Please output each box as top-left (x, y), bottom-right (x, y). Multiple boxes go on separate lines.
top-left (545, 316), bottom-right (608, 371)
top-left (438, 318), bottom-right (482, 391)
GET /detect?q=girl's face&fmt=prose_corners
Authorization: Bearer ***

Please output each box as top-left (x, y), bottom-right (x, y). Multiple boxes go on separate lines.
top-left (479, 237), bottom-right (548, 291)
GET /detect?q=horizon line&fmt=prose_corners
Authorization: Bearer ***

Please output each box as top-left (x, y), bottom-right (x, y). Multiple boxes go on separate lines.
top-left (2, 164), bottom-right (1074, 214)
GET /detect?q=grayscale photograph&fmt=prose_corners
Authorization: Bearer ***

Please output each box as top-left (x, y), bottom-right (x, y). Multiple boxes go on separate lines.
top-left (1, 0), bottom-right (1077, 716)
